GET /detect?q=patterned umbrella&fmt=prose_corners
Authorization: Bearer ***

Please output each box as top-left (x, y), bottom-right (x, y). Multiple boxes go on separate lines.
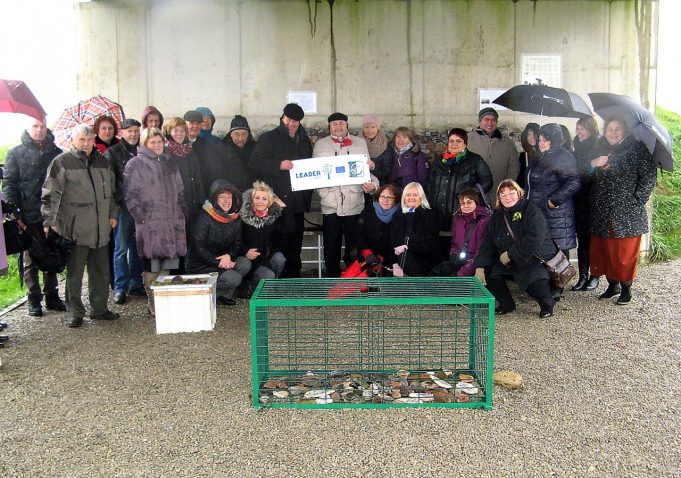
top-left (0, 79), bottom-right (46, 122)
top-left (52, 95), bottom-right (125, 149)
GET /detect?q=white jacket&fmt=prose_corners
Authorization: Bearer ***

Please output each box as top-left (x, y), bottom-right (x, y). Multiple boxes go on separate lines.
top-left (313, 134), bottom-right (378, 216)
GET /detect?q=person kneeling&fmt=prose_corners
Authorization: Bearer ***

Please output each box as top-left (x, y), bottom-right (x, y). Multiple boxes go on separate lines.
top-left (473, 180), bottom-right (556, 318)
top-left (186, 180), bottom-right (251, 306)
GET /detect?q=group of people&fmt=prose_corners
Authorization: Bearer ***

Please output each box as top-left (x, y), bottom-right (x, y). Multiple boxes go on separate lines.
top-left (2, 101), bottom-right (656, 326)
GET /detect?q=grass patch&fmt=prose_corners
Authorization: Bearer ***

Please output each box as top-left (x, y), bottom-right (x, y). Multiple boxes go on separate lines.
top-left (651, 107), bottom-right (681, 261)
top-left (0, 254), bottom-right (25, 309)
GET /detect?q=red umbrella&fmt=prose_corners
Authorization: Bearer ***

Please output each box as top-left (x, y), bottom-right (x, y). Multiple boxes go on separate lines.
top-left (0, 79), bottom-right (47, 122)
top-left (52, 95), bottom-right (125, 149)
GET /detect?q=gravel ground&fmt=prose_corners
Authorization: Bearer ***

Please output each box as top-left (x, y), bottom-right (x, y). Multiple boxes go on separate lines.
top-left (1, 261), bottom-right (680, 478)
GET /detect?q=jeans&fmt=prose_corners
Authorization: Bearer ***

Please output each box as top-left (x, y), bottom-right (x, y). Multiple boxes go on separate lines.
top-left (113, 210), bottom-right (143, 293)
top-left (217, 256), bottom-right (252, 299)
top-left (252, 251), bottom-right (286, 281)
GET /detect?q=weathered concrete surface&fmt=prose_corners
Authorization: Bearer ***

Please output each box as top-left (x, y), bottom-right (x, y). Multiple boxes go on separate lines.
top-left (72, 0), bottom-right (658, 133)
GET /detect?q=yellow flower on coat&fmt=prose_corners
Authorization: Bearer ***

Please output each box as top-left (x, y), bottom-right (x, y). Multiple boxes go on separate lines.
top-left (512, 212), bottom-right (522, 221)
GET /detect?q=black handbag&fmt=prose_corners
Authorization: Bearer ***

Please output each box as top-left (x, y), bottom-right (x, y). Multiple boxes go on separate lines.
top-left (502, 213), bottom-right (576, 289)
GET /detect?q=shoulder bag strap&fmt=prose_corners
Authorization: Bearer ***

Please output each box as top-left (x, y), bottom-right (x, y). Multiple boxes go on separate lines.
top-left (502, 213), bottom-right (515, 241)
top-left (462, 217), bottom-right (480, 249)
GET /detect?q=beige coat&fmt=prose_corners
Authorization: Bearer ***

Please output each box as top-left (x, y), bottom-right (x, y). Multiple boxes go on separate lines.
top-left (466, 128), bottom-right (520, 196)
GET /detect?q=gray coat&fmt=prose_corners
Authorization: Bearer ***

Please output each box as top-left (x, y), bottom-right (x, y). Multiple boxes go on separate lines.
top-left (41, 147), bottom-right (117, 249)
top-left (124, 145), bottom-right (187, 260)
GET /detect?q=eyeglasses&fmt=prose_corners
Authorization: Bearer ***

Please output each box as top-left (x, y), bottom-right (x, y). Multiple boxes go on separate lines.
top-left (499, 191), bottom-right (518, 199)
top-left (378, 195), bottom-right (395, 200)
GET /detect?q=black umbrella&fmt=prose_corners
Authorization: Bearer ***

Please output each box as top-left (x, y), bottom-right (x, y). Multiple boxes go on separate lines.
top-left (493, 85), bottom-right (592, 119)
top-left (588, 93), bottom-right (674, 172)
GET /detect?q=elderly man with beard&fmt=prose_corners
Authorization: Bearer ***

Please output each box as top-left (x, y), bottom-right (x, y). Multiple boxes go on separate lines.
top-left (248, 103), bottom-right (312, 278)
top-left (42, 124), bottom-right (119, 328)
top-left (313, 112), bottom-right (378, 277)
top-left (203, 115), bottom-right (257, 193)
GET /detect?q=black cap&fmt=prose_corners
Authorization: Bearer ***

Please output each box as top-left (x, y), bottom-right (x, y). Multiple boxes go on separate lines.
top-left (229, 115), bottom-right (251, 133)
top-left (327, 112), bottom-right (348, 123)
top-left (121, 118), bottom-right (141, 129)
top-left (478, 107), bottom-right (499, 121)
top-left (283, 103), bottom-right (304, 121)
top-left (183, 110), bottom-right (203, 122)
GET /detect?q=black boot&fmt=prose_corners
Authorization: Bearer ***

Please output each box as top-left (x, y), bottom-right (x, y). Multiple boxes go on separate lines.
top-left (616, 282), bottom-right (632, 305)
top-left (584, 275), bottom-right (600, 291)
top-left (571, 275), bottom-right (588, 291)
top-left (45, 294), bottom-right (67, 312)
top-left (527, 280), bottom-right (555, 318)
top-left (599, 279), bottom-right (621, 299)
top-left (27, 297), bottom-right (43, 317)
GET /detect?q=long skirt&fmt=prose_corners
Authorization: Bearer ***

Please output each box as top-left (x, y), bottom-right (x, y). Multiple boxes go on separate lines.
top-left (589, 233), bottom-right (641, 282)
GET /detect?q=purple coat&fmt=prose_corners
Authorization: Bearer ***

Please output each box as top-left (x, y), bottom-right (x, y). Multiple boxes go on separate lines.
top-left (375, 144), bottom-right (429, 190)
top-left (449, 205), bottom-right (491, 276)
top-left (124, 145), bottom-right (187, 260)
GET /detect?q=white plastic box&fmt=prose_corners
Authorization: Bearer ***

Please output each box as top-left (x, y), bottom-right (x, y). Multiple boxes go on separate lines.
top-left (150, 273), bottom-right (217, 334)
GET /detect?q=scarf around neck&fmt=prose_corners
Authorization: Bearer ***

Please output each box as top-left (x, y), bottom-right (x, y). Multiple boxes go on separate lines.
top-left (165, 138), bottom-right (193, 158)
top-left (373, 202), bottom-right (399, 223)
top-left (202, 200), bottom-right (239, 224)
top-left (395, 142), bottom-right (413, 156)
top-left (442, 148), bottom-right (467, 166)
top-left (331, 136), bottom-right (352, 148)
top-left (360, 130), bottom-right (389, 159)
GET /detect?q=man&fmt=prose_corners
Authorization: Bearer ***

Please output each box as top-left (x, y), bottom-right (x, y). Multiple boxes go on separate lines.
top-left (42, 124), bottom-right (120, 328)
top-left (313, 112), bottom-right (378, 277)
top-left (203, 114), bottom-right (256, 193)
top-left (195, 106), bottom-right (221, 144)
top-left (141, 106), bottom-right (163, 129)
top-left (3, 117), bottom-right (65, 316)
top-left (466, 107), bottom-right (520, 197)
top-left (249, 103), bottom-right (313, 278)
top-left (104, 119), bottom-right (144, 304)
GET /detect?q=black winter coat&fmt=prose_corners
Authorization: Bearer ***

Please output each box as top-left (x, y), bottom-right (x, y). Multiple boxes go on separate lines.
top-left (3, 130), bottom-right (61, 224)
top-left (248, 122), bottom-right (313, 214)
top-left (239, 189), bottom-right (284, 271)
top-left (355, 203), bottom-right (398, 266)
top-left (474, 199), bottom-right (556, 290)
top-left (571, 134), bottom-right (597, 236)
top-left (390, 207), bottom-right (441, 276)
top-left (202, 137), bottom-right (256, 196)
top-left (168, 147), bottom-right (205, 224)
top-left (427, 150), bottom-right (493, 230)
top-left (526, 146), bottom-right (581, 250)
top-left (589, 135), bottom-right (656, 238)
top-left (104, 139), bottom-right (138, 209)
top-left (186, 211), bottom-right (243, 274)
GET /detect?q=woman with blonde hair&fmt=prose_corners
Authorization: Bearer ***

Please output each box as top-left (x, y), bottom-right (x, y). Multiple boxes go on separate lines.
top-left (238, 181), bottom-right (287, 297)
top-left (390, 182), bottom-right (440, 277)
top-left (474, 179), bottom-right (557, 318)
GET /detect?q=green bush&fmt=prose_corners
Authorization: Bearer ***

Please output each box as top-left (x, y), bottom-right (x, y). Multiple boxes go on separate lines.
top-left (651, 107), bottom-right (681, 261)
top-left (0, 254), bottom-right (24, 309)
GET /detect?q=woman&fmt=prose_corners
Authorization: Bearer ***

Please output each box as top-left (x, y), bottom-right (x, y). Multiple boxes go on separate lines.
top-left (560, 124), bottom-right (574, 152)
top-left (526, 123), bottom-right (581, 297)
top-left (589, 116), bottom-right (656, 304)
top-left (431, 187), bottom-right (491, 277)
top-left (124, 128), bottom-right (187, 316)
top-left (375, 127), bottom-right (428, 190)
top-left (571, 116), bottom-right (600, 291)
top-left (355, 184), bottom-right (401, 274)
top-left (359, 114), bottom-right (389, 162)
top-left (94, 115), bottom-right (119, 153)
top-left (186, 180), bottom-right (251, 305)
top-left (239, 181), bottom-right (287, 296)
top-left (517, 123), bottom-right (540, 188)
top-left (474, 180), bottom-right (557, 318)
top-left (390, 182), bottom-right (440, 277)
top-left (427, 128), bottom-right (493, 235)
top-left (163, 117), bottom-right (206, 229)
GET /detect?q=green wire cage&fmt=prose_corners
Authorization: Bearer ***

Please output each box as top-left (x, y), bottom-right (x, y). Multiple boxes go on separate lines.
top-left (250, 277), bottom-right (495, 409)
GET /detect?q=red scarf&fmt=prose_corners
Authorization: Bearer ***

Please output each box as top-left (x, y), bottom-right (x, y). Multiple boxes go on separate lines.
top-left (331, 136), bottom-right (352, 148)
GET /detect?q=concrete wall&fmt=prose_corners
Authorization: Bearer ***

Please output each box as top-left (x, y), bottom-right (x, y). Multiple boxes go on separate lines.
top-left (73, 0), bottom-right (658, 134)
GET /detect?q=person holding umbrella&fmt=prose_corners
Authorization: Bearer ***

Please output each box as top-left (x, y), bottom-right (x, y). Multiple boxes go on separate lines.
top-left (3, 117), bottom-right (65, 316)
top-left (93, 115), bottom-right (119, 154)
top-left (588, 116), bottom-right (657, 304)
top-left (571, 116), bottom-right (600, 291)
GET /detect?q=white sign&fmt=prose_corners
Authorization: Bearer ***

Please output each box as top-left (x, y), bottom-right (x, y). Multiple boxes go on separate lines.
top-left (290, 154), bottom-right (370, 191)
top-left (286, 91), bottom-right (317, 114)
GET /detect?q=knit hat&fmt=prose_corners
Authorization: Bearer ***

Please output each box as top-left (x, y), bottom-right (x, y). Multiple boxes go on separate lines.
top-left (328, 112), bottom-right (348, 123)
top-left (121, 118), bottom-right (141, 129)
top-left (283, 103), bottom-right (304, 121)
top-left (229, 115), bottom-right (251, 133)
top-left (362, 113), bottom-right (381, 129)
top-left (478, 107), bottom-right (499, 121)
top-left (183, 110), bottom-right (203, 123)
